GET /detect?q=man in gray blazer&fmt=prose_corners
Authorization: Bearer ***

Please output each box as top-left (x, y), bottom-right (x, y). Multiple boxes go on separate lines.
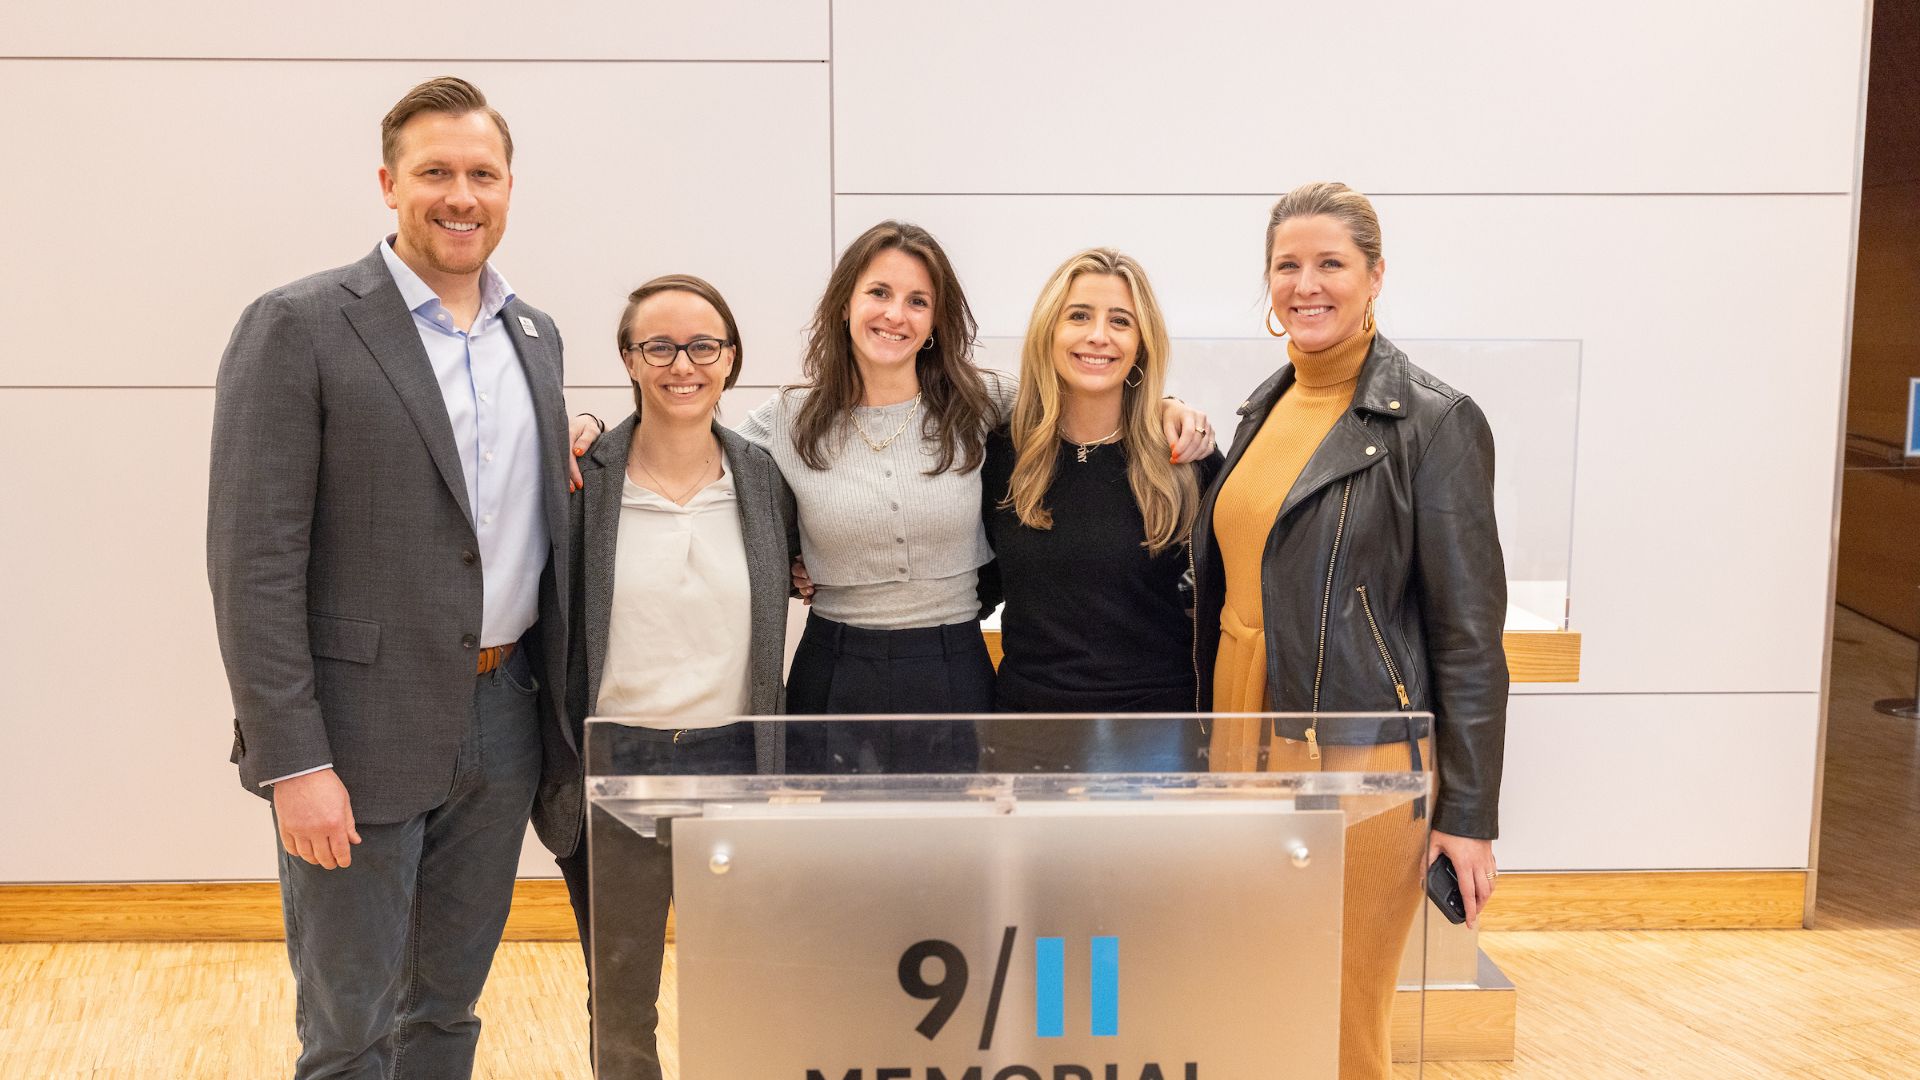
top-left (207, 76), bottom-right (575, 1080)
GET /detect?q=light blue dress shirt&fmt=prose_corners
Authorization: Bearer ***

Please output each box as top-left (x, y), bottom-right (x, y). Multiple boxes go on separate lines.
top-left (379, 237), bottom-right (549, 649)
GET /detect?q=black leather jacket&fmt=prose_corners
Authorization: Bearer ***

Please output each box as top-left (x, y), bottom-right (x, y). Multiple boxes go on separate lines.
top-left (1193, 334), bottom-right (1508, 839)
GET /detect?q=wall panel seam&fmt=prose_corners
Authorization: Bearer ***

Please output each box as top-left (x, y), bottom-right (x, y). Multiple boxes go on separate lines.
top-left (832, 191), bottom-right (1853, 198)
top-left (0, 56), bottom-right (829, 64)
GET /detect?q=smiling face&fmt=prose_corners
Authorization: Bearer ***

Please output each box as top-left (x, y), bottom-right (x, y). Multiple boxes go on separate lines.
top-left (844, 247), bottom-right (935, 375)
top-left (380, 110), bottom-right (512, 286)
top-left (1267, 214), bottom-right (1384, 352)
top-left (1050, 272), bottom-right (1140, 401)
top-left (622, 289), bottom-right (734, 424)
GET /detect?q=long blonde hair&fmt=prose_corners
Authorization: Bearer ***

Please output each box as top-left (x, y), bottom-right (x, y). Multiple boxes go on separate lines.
top-left (1005, 248), bottom-right (1200, 555)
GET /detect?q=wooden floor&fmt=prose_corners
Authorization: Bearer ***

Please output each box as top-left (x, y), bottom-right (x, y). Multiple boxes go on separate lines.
top-left (4, 607), bottom-right (1918, 1079)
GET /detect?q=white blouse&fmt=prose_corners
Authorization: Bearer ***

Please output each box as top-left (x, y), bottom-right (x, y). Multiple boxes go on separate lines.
top-left (594, 460), bottom-right (753, 730)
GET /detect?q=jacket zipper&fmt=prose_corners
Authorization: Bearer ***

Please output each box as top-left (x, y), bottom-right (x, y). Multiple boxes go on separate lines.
top-left (1356, 584), bottom-right (1412, 709)
top-left (1307, 476), bottom-right (1355, 759)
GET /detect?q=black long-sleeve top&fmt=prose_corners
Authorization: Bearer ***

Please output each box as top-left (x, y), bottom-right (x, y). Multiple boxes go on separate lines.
top-left (981, 427), bottom-right (1225, 713)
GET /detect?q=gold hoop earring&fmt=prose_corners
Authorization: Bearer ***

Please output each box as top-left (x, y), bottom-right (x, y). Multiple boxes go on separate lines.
top-left (1362, 298), bottom-right (1375, 333)
top-left (1124, 366), bottom-right (1142, 389)
top-left (1265, 307), bottom-right (1288, 339)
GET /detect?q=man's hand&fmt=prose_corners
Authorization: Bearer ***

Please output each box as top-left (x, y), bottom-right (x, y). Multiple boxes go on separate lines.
top-left (1428, 830), bottom-right (1497, 929)
top-left (567, 414), bottom-right (603, 491)
top-left (1160, 399), bottom-right (1217, 464)
top-left (274, 768), bottom-right (362, 870)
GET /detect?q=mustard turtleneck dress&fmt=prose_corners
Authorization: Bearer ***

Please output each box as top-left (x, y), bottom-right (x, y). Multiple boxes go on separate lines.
top-left (1211, 326), bottom-right (1375, 714)
top-left (1209, 325), bottom-right (1434, 1080)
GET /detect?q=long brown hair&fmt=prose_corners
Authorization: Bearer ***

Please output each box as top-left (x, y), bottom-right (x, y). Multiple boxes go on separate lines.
top-left (1005, 249), bottom-right (1199, 555)
top-left (791, 221), bottom-right (992, 474)
top-left (614, 274), bottom-right (744, 419)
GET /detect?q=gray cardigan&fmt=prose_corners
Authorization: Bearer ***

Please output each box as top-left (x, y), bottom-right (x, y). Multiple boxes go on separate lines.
top-left (552, 414), bottom-right (793, 855)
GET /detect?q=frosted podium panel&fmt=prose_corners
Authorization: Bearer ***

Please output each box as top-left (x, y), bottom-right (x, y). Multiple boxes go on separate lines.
top-left (585, 712), bottom-right (1437, 1079)
top-left (975, 337), bottom-right (1580, 631)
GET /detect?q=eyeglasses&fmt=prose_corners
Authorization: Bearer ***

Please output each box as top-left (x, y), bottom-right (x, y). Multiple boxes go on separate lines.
top-left (621, 337), bottom-right (732, 367)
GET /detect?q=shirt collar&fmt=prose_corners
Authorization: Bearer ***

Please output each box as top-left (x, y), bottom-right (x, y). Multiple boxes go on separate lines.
top-left (379, 235), bottom-right (516, 324)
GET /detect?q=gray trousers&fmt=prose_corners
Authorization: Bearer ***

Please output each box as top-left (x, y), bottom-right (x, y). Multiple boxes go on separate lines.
top-left (276, 647), bottom-right (542, 1080)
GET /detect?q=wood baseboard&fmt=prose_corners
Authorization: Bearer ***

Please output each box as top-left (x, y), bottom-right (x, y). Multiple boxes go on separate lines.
top-left (1477, 870), bottom-right (1807, 931)
top-left (0, 880), bottom-right (579, 943)
top-left (0, 869), bottom-right (1804, 941)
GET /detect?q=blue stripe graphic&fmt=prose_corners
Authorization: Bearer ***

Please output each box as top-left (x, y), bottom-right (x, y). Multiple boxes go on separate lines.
top-left (1090, 936), bottom-right (1119, 1036)
top-left (1909, 379), bottom-right (1920, 457)
top-left (1035, 937), bottom-right (1065, 1037)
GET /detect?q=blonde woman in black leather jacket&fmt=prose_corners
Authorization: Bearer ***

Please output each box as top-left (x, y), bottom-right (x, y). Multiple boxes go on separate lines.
top-left (1193, 181), bottom-right (1508, 1080)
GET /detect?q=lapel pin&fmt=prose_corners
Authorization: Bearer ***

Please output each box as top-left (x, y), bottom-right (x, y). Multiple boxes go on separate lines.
top-left (517, 315), bottom-right (539, 338)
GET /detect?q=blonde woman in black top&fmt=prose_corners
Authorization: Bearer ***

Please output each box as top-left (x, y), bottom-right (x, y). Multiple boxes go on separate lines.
top-left (981, 248), bottom-right (1222, 770)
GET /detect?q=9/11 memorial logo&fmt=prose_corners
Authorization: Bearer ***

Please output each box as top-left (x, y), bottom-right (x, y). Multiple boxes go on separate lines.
top-left (803, 927), bottom-right (1199, 1080)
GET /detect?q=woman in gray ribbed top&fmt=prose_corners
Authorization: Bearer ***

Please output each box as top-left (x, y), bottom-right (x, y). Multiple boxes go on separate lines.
top-left (767, 221), bottom-right (1004, 772)
top-left (737, 368), bottom-right (1013, 631)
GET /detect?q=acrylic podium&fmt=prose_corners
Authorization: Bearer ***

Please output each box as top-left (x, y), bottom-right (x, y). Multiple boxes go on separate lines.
top-left (584, 712), bottom-right (1438, 1080)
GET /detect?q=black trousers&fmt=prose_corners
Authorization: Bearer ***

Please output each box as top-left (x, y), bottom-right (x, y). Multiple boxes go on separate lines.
top-left (785, 611), bottom-right (992, 774)
top-left (986, 681), bottom-right (1205, 773)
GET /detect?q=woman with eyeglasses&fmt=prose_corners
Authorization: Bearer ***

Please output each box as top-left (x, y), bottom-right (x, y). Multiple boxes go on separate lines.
top-left (552, 273), bottom-right (794, 1079)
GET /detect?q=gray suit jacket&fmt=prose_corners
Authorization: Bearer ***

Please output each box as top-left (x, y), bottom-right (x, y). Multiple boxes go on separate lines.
top-left (555, 415), bottom-right (791, 855)
top-left (207, 244), bottom-right (578, 851)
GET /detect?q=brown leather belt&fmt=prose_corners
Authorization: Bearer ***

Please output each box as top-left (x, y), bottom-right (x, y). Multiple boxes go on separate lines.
top-left (476, 642), bottom-right (516, 675)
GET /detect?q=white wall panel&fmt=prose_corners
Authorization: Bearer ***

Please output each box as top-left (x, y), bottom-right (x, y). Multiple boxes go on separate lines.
top-left (837, 193), bottom-right (1851, 697)
top-left (1497, 693), bottom-right (1821, 870)
top-left (832, 0), bottom-right (1862, 195)
top-left (0, 60), bottom-right (830, 388)
top-left (0, 389), bottom-right (267, 880)
top-left (1, 2), bottom-right (826, 60)
top-left (0, 2), bottom-right (1869, 891)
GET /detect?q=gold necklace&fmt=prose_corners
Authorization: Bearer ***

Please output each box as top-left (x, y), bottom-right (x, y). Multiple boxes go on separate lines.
top-left (851, 393), bottom-right (922, 452)
top-left (1068, 426), bottom-right (1122, 463)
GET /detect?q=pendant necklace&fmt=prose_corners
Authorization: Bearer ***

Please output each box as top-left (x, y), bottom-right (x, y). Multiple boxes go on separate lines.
top-left (1070, 426), bottom-right (1122, 463)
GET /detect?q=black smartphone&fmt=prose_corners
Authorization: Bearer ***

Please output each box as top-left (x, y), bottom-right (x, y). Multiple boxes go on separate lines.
top-left (1426, 852), bottom-right (1468, 925)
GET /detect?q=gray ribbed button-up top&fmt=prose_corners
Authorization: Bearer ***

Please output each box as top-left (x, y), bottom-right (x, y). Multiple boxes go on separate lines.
top-left (736, 370), bottom-right (1015, 630)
